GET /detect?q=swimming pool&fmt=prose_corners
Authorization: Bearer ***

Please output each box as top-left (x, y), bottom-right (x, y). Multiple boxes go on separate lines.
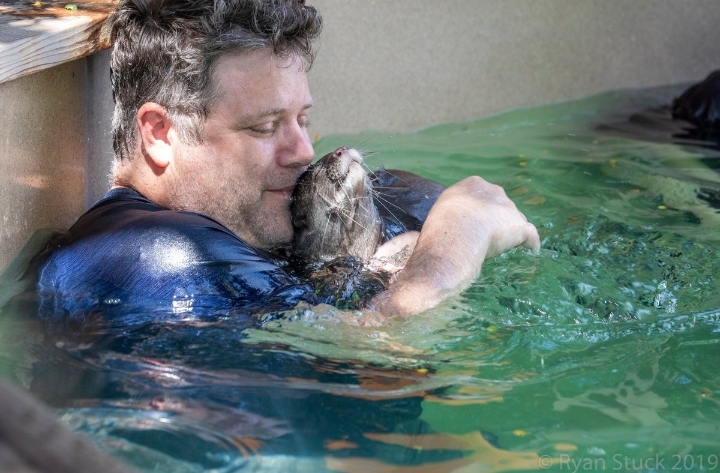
top-left (1, 83), bottom-right (719, 472)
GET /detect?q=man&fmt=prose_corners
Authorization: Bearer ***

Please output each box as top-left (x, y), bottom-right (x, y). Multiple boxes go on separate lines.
top-left (34, 0), bottom-right (539, 325)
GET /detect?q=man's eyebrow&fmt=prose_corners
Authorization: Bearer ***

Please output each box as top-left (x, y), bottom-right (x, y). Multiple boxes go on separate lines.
top-left (252, 102), bottom-right (314, 120)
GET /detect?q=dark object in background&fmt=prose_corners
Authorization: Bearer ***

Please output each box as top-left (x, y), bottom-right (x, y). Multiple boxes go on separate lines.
top-left (672, 69), bottom-right (720, 132)
top-left (596, 73), bottom-right (720, 154)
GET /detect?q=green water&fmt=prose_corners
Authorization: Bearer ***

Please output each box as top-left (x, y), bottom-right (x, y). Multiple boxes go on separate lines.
top-left (2, 85), bottom-right (720, 472)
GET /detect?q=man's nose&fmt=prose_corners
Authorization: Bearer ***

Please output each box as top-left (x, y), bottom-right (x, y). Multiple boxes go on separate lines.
top-left (279, 123), bottom-right (314, 168)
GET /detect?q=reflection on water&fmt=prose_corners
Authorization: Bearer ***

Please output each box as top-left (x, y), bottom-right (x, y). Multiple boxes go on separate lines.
top-left (2, 84), bottom-right (720, 472)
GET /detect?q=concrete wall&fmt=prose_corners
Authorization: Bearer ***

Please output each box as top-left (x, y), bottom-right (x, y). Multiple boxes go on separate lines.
top-left (0, 50), bottom-right (113, 273)
top-left (1, 0), bottom-right (720, 272)
top-left (308, 0), bottom-right (720, 135)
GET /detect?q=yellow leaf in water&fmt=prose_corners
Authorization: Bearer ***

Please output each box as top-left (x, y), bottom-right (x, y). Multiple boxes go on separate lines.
top-left (324, 439), bottom-right (359, 451)
top-left (523, 196), bottom-right (546, 205)
top-left (511, 187), bottom-right (529, 197)
top-left (513, 429), bottom-right (530, 437)
top-left (554, 443), bottom-right (578, 452)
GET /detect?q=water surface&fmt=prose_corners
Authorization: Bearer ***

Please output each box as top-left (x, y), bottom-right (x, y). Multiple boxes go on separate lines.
top-left (2, 84), bottom-right (720, 472)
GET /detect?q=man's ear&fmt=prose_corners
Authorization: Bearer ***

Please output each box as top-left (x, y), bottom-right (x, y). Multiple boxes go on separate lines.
top-left (137, 102), bottom-right (174, 169)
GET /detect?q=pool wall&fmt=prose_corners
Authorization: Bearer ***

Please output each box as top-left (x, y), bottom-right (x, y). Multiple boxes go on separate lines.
top-left (1, 0), bottom-right (720, 272)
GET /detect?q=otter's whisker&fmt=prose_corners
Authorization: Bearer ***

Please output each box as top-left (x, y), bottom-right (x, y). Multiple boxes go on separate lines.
top-left (376, 169), bottom-right (417, 185)
top-left (352, 131), bottom-right (382, 152)
top-left (338, 206), bottom-right (368, 231)
top-left (319, 211), bottom-right (333, 253)
top-left (359, 161), bottom-right (380, 177)
top-left (371, 190), bottom-right (409, 225)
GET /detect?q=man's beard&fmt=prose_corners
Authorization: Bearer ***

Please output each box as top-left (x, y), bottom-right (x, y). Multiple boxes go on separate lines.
top-left (165, 159), bottom-right (294, 250)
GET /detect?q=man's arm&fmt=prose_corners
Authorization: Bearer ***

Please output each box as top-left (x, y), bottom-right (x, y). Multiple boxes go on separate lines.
top-left (370, 176), bottom-right (540, 317)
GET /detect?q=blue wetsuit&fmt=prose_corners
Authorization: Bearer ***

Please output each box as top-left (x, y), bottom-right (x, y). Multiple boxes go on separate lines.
top-left (34, 187), bottom-right (316, 324)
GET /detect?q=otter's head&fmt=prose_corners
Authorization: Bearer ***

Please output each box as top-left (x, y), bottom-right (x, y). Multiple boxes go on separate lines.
top-left (291, 147), bottom-right (382, 262)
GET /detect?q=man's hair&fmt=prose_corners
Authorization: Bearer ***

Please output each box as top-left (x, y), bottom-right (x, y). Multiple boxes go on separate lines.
top-left (104, 0), bottom-right (322, 161)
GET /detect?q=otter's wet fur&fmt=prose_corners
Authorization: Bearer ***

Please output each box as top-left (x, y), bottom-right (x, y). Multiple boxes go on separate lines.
top-left (289, 147), bottom-right (445, 308)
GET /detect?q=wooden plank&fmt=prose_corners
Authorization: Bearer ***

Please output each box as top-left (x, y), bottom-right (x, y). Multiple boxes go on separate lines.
top-left (0, 379), bottom-right (137, 473)
top-left (0, 1), bottom-right (115, 84)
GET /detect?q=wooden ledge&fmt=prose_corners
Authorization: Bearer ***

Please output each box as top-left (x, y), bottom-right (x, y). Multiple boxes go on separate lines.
top-left (0, 1), bottom-right (116, 84)
top-left (0, 379), bottom-right (137, 473)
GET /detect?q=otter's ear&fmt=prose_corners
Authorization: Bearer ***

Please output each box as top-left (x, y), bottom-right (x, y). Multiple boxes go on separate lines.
top-left (137, 102), bottom-right (174, 169)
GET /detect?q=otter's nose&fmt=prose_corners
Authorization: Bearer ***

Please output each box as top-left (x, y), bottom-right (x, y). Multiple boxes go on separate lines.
top-left (333, 147), bottom-right (363, 164)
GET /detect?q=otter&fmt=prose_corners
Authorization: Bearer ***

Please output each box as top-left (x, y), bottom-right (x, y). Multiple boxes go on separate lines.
top-left (289, 146), bottom-right (445, 308)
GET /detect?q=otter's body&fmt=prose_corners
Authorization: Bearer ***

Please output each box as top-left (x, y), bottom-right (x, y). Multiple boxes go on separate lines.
top-left (289, 146), bottom-right (444, 309)
top-left (370, 168), bottom-right (446, 242)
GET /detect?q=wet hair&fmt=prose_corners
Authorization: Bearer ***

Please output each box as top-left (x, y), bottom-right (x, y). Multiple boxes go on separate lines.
top-left (104, 0), bottom-right (322, 161)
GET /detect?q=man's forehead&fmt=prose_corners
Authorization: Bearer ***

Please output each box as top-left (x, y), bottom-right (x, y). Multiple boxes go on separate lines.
top-left (210, 50), bottom-right (311, 117)
top-left (212, 49), bottom-right (306, 87)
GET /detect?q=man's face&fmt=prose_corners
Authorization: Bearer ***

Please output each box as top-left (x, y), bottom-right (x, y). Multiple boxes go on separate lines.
top-left (167, 49), bottom-right (315, 250)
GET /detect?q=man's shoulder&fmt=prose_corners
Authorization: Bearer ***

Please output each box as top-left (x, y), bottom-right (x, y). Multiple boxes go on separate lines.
top-left (67, 187), bottom-right (249, 259)
top-left (33, 188), bottom-right (312, 318)
top-left (36, 186), bottom-right (271, 284)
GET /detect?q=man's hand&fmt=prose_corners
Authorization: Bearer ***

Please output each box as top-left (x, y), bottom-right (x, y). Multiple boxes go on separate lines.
top-left (370, 176), bottom-right (540, 317)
